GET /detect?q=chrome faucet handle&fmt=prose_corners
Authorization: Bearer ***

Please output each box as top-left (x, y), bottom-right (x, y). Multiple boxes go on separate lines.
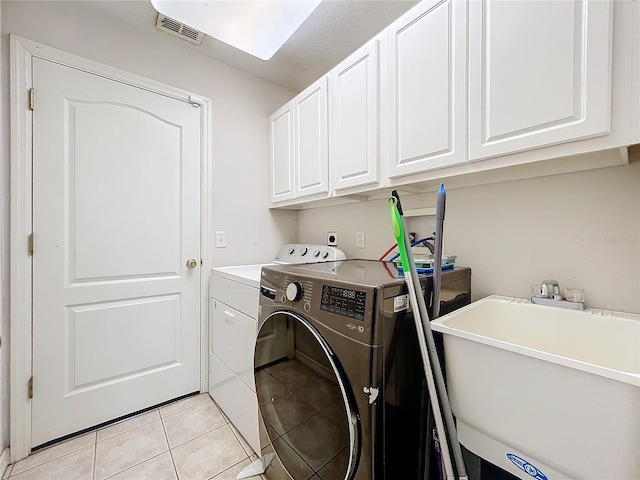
top-left (540, 279), bottom-right (559, 298)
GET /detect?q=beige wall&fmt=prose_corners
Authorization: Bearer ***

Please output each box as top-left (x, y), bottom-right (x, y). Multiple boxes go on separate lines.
top-left (299, 161), bottom-right (640, 313)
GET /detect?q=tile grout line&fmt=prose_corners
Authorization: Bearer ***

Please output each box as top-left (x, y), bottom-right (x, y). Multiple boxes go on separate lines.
top-left (161, 397), bottom-right (230, 451)
top-left (157, 397), bottom-right (232, 456)
top-left (205, 456), bottom-right (252, 480)
top-left (159, 409), bottom-right (181, 480)
top-left (159, 395), bottom-right (211, 420)
top-left (8, 436), bottom-right (96, 478)
top-left (163, 401), bottom-right (250, 480)
top-left (99, 411), bottom-right (170, 480)
top-left (227, 423), bottom-right (253, 459)
top-left (167, 422), bottom-right (230, 451)
top-left (101, 452), bottom-right (170, 480)
top-left (95, 419), bottom-right (169, 480)
top-left (92, 435), bottom-right (98, 480)
top-left (96, 411), bottom-right (161, 443)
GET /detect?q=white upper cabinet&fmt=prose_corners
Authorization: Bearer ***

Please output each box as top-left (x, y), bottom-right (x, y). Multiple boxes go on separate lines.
top-left (269, 77), bottom-right (329, 205)
top-left (268, 0), bottom-right (636, 207)
top-left (386, 0), bottom-right (467, 178)
top-left (468, 0), bottom-right (613, 161)
top-left (294, 77), bottom-right (329, 198)
top-left (330, 40), bottom-right (379, 191)
top-left (269, 102), bottom-right (295, 203)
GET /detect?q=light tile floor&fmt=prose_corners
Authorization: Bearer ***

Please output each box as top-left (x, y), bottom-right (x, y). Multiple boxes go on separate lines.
top-left (3, 394), bottom-right (268, 480)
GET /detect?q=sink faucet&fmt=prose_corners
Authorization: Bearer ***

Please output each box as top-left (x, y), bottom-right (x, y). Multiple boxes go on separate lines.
top-left (531, 279), bottom-right (584, 310)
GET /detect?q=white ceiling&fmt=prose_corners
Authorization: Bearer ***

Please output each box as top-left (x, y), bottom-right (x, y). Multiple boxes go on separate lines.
top-left (82, 0), bottom-right (418, 92)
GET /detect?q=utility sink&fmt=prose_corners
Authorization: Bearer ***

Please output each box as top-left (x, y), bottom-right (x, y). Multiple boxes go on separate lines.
top-left (431, 295), bottom-right (640, 480)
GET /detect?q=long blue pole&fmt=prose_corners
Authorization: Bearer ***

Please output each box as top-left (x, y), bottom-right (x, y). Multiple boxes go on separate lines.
top-left (432, 183), bottom-right (446, 320)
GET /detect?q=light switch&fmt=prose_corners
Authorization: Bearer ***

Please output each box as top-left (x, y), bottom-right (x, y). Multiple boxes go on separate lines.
top-left (215, 231), bottom-right (227, 248)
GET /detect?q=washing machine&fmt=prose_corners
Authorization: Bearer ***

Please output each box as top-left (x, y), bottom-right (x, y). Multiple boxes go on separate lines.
top-left (255, 259), bottom-right (471, 480)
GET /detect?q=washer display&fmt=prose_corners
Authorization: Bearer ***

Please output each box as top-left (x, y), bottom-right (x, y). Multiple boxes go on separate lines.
top-left (320, 285), bottom-right (367, 320)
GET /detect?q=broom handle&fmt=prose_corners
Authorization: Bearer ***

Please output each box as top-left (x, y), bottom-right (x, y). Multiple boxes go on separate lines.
top-left (391, 190), bottom-right (468, 480)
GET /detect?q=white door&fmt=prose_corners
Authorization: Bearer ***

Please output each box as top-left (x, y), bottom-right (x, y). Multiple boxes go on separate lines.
top-left (468, 0), bottom-right (613, 161)
top-left (294, 76), bottom-right (329, 199)
top-left (386, 0), bottom-right (467, 178)
top-left (330, 39), bottom-right (379, 191)
top-left (31, 57), bottom-right (202, 447)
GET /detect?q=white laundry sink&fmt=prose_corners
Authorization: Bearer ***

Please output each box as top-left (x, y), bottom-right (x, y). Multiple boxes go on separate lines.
top-left (431, 295), bottom-right (640, 480)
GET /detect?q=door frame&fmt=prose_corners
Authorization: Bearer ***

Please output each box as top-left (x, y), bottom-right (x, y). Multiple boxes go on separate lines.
top-left (9, 35), bottom-right (212, 462)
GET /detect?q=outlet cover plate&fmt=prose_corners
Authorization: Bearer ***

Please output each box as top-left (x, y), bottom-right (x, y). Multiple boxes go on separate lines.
top-left (327, 231), bottom-right (338, 246)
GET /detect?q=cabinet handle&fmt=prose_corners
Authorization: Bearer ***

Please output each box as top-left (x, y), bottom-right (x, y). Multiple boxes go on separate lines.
top-left (224, 310), bottom-right (235, 323)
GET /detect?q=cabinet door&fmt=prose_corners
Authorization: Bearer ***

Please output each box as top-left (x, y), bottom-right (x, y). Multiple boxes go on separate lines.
top-left (294, 76), bottom-right (329, 198)
top-left (330, 40), bottom-right (379, 191)
top-left (469, 0), bottom-right (613, 161)
top-left (269, 101), bottom-right (295, 203)
top-left (387, 0), bottom-right (467, 178)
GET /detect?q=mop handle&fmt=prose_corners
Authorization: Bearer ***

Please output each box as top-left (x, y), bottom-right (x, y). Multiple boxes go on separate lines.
top-left (391, 190), bottom-right (468, 480)
top-left (389, 197), bottom-right (455, 480)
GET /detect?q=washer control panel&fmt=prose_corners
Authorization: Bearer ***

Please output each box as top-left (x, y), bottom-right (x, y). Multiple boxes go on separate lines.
top-left (320, 285), bottom-right (367, 321)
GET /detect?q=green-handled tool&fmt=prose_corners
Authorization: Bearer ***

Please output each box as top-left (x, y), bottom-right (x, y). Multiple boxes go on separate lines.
top-left (389, 196), bottom-right (455, 480)
top-left (390, 197), bottom-right (410, 276)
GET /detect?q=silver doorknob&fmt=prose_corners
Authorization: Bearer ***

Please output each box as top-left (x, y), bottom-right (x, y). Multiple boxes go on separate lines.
top-left (186, 259), bottom-right (198, 269)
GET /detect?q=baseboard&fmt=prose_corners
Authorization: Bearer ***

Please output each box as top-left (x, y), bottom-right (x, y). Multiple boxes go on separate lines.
top-left (0, 448), bottom-right (10, 478)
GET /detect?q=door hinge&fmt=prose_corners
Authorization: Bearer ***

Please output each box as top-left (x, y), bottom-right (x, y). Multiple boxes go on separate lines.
top-left (29, 88), bottom-right (34, 110)
top-left (28, 376), bottom-right (33, 399)
top-left (28, 233), bottom-right (34, 255)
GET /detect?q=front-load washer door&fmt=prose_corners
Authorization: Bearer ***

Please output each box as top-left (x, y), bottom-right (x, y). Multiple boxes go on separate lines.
top-left (255, 310), bottom-right (360, 480)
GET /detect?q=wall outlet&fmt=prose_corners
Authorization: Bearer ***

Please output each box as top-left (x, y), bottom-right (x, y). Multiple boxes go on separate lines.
top-left (356, 230), bottom-right (366, 249)
top-left (327, 231), bottom-right (338, 246)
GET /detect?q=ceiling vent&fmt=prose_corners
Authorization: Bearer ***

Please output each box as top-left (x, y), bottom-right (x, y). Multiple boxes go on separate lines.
top-left (156, 14), bottom-right (205, 45)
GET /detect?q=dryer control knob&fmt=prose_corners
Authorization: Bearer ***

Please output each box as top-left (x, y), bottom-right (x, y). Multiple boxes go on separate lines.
top-left (286, 281), bottom-right (304, 302)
